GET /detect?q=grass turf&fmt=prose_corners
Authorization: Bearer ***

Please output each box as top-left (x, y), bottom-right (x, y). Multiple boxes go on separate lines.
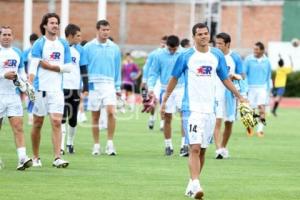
top-left (0, 107), bottom-right (300, 200)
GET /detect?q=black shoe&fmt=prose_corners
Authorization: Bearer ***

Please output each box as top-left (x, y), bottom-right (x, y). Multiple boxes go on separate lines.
top-left (165, 147), bottom-right (174, 156)
top-left (216, 154), bottom-right (223, 159)
top-left (66, 145), bottom-right (75, 154)
top-left (60, 149), bottom-right (65, 155)
top-left (148, 119), bottom-right (154, 130)
top-left (180, 145), bottom-right (189, 157)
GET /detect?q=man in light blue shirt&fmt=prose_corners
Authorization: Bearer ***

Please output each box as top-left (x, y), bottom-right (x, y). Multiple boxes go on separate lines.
top-left (244, 42), bottom-right (271, 137)
top-left (148, 35), bottom-right (188, 156)
top-left (84, 20), bottom-right (121, 156)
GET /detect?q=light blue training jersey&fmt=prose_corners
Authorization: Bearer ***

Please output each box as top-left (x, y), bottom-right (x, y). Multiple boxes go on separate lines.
top-left (142, 48), bottom-right (162, 84)
top-left (148, 48), bottom-right (183, 90)
top-left (84, 38), bottom-right (121, 91)
top-left (244, 54), bottom-right (271, 90)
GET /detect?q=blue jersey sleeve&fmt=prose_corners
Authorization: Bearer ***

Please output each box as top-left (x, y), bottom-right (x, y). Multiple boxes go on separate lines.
top-left (22, 48), bottom-right (30, 63)
top-left (13, 47), bottom-right (24, 69)
top-left (231, 52), bottom-right (243, 75)
top-left (147, 54), bottom-right (161, 90)
top-left (172, 52), bottom-right (187, 79)
top-left (114, 47), bottom-right (122, 91)
top-left (211, 48), bottom-right (228, 81)
top-left (31, 37), bottom-right (44, 59)
top-left (60, 38), bottom-right (72, 64)
top-left (76, 45), bottom-right (88, 66)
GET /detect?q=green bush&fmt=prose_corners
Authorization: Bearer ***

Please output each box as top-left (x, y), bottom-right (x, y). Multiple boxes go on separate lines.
top-left (285, 71), bottom-right (300, 97)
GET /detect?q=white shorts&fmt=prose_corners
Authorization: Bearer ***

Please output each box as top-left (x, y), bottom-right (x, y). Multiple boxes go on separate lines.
top-left (182, 111), bottom-right (216, 148)
top-left (88, 83), bottom-right (116, 111)
top-left (161, 87), bottom-right (184, 114)
top-left (0, 94), bottom-right (23, 118)
top-left (33, 91), bottom-right (64, 116)
top-left (248, 87), bottom-right (268, 109)
top-left (215, 96), bottom-right (237, 122)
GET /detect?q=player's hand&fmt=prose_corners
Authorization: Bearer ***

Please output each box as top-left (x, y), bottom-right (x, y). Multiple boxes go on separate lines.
top-left (82, 91), bottom-right (89, 97)
top-left (231, 74), bottom-right (242, 80)
top-left (238, 96), bottom-right (248, 104)
top-left (4, 71), bottom-right (17, 80)
top-left (160, 102), bottom-right (166, 116)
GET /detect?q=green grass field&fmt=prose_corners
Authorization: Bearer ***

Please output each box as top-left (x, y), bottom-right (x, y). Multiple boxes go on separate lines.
top-left (0, 107), bottom-right (300, 200)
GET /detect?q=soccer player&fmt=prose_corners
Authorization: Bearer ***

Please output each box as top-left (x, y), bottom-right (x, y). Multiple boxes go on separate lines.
top-left (22, 33), bottom-right (39, 125)
top-left (161, 23), bottom-right (246, 199)
top-left (60, 24), bottom-right (89, 154)
top-left (148, 35), bottom-right (188, 156)
top-left (244, 42), bottom-right (271, 137)
top-left (84, 20), bottom-right (121, 156)
top-left (214, 32), bottom-right (244, 159)
top-left (28, 13), bottom-right (72, 168)
top-left (121, 52), bottom-right (141, 112)
top-left (271, 55), bottom-right (293, 116)
top-left (141, 36), bottom-right (167, 130)
top-left (0, 26), bottom-right (32, 170)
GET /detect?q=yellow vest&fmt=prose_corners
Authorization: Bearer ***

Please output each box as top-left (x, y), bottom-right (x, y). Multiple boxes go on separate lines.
top-left (274, 66), bottom-right (292, 87)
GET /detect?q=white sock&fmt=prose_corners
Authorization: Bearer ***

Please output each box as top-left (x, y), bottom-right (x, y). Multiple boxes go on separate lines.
top-left (192, 179), bottom-right (200, 187)
top-left (165, 139), bottom-right (173, 149)
top-left (257, 122), bottom-right (264, 132)
top-left (160, 120), bottom-right (164, 127)
top-left (17, 147), bottom-right (26, 161)
top-left (61, 124), bottom-right (66, 150)
top-left (181, 137), bottom-right (185, 148)
top-left (67, 126), bottom-right (76, 145)
top-left (149, 115), bottom-right (155, 121)
top-left (107, 140), bottom-right (113, 148)
top-left (94, 143), bottom-right (100, 149)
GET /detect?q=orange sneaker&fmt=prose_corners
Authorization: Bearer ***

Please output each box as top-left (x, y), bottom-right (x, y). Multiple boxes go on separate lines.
top-left (257, 131), bottom-right (264, 137)
top-left (246, 127), bottom-right (254, 136)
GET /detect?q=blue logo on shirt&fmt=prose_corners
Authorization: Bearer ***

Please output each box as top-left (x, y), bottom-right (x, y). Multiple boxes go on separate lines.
top-left (49, 52), bottom-right (61, 60)
top-left (72, 57), bottom-right (76, 64)
top-left (197, 66), bottom-right (212, 76)
top-left (3, 59), bottom-right (17, 68)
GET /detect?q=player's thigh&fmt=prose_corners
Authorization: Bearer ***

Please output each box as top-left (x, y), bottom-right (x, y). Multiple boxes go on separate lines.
top-left (215, 98), bottom-right (225, 119)
top-left (6, 95), bottom-right (23, 117)
top-left (174, 87), bottom-right (184, 112)
top-left (88, 90), bottom-right (102, 111)
top-left (202, 113), bottom-right (216, 148)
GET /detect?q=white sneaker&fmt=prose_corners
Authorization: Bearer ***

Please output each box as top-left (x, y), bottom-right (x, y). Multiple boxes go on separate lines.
top-left (32, 158), bottom-right (42, 167)
top-left (148, 119), bottom-right (155, 130)
top-left (215, 148), bottom-right (224, 159)
top-left (16, 156), bottom-right (32, 170)
top-left (105, 145), bottom-right (116, 156)
top-left (52, 158), bottom-right (69, 168)
top-left (186, 180), bottom-right (204, 199)
top-left (222, 148), bottom-right (229, 159)
top-left (92, 145), bottom-right (101, 156)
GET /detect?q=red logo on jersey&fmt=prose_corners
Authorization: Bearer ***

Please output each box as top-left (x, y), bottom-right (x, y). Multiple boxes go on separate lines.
top-left (49, 52), bottom-right (61, 60)
top-left (3, 59), bottom-right (17, 68)
top-left (197, 66), bottom-right (212, 76)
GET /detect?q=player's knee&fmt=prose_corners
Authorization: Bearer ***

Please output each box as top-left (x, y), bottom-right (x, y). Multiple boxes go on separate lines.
top-left (51, 118), bottom-right (61, 127)
top-left (190, 145), bottom-right (201, 155)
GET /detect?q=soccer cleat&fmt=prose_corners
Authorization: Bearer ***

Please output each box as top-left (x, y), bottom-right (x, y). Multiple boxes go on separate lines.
top-left (92, 145), bottom-right (101, 156)
top-left (165, 146), bottom-right (174, 156)
top-left (52, 158), bottom-right (69, 168)
top-left (66, 145), bottom-right (75, 154)
top-left (222, 148), bottom-right (229, 159)
top-left (180, 145), bottom-right (189, 157)
top-left (16, 156), bottom-right (32, 171)
top-left (32, 158), bottom-right (42, 167)
top-left (257, 131), bottom-right (264, 138)
top-left (185, 179), bottom-right (193, 197)
top-left (246, 127), bottom-right (254, 137)
top-left (148, 119), bottom-right (155, 130)
top-left (185, 180), bottom-right (204, 199)
top-left (215, 148), bottom-right (224, 159)
top-left (105, 145), bottom-right (116, 156)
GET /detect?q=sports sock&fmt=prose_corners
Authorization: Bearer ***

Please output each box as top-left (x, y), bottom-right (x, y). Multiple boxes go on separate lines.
top-left (257, 122), bottom-right (264, 133)
top-left (165, 139), bottom-right (173, 149)
top-left (107, 140), bottom-right (114, 148)
top-left (17, 147), bottom-right (26, 161)
top-left (181, 137), bottom-right (185, 148)
top-left (149, 115), bottom-right (155, 121)
top-left (61, 123), bottom-right (66, 150)
top-left (67, 126), bottom-right (76, 145)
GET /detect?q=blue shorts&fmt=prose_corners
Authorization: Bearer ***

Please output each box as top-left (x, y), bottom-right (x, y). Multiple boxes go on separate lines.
top-left (274, 87), bottom-right (285, 96)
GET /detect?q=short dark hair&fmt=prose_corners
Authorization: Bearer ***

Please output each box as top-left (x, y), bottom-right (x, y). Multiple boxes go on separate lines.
top-left (96, 20), bottom-right (110, 30)
top-left (65, 24), bottom-right (80, 37)
top-left (180, 38), bottom-right (190, 48)
top-left (255, 41), bottom-right (265, 51)
top-left (192, 23), bottom-right (209, 36)
top-left (216, 32), bottom-right (231, 44)
top-left (161, 35), bottom-right (168, 41)
top-left (278, 58), bottom-right (284, 67)
top-left (39, 13), bottom-right (60, 35)
top-left (29, 33), bottom-right (38, 42)
top-left (166, 35), bottom-right (180, 48)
